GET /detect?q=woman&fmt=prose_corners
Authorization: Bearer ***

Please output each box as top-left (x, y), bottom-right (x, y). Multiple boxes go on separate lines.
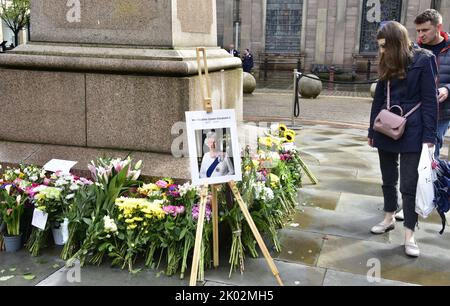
top-left (368, 21), bottom-right (438, 258)
top-left (199, 132), bottom-right (234, 178)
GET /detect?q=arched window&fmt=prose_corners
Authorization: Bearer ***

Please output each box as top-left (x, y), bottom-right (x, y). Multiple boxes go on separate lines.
top-left (359, 0), bottom-right (403, 54)
top-left (265, 0), bottom-right (303, 54)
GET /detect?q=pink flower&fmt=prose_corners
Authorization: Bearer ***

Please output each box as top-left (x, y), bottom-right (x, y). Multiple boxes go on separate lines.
top-left (163, 205), bottom-right (186, 217)
top-left (6, 208), bottom-right (13, 216)
top-left (43, 178), bottom-right (51, 186)
top-left (156, 180), bottom-right (168, 189)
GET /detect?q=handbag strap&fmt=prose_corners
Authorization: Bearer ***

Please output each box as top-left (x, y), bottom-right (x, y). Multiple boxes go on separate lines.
top-left (387, 80), bottom-right (422, 118)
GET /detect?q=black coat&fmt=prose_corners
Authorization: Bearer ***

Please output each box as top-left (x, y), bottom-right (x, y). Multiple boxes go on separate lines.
top-left (368, 49), bottom-right (438, 153)
top-left (419, 32), bottom-right (450, 121)
top-left (242, 54), bottom-right (254, 73)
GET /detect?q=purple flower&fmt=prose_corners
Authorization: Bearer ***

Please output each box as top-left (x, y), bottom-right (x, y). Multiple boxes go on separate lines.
top-left (167, 185), bottom-right (181, 198)
top-left (192, 202), bottom-right (212, 222)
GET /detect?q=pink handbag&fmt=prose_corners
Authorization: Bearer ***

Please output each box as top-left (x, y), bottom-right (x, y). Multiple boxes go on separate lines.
top-left (373, 81), bottom-right (421, 140)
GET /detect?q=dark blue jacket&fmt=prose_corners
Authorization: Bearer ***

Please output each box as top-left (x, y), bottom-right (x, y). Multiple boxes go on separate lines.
top-left (242, 54), bottom-right (254, 73)
top-left (368, 49), bottom-right (438, 153)
top-left (419, 32), bottom-right (450, 120)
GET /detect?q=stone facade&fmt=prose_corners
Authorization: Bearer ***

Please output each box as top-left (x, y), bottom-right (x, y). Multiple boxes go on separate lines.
top-left (217, 0), bottom-right (450, 73)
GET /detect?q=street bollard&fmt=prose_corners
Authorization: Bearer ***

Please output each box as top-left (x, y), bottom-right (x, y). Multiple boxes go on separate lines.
top-left (329, 66), bottom-right (335, 91)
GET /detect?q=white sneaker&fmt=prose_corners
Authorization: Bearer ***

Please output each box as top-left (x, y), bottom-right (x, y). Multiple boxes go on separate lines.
top-left (371, 221), bottom-right (395, 235)
top-left (405, 241), bottom-right (420, 258)
top-left (395, 209), bottom-right (404, 221)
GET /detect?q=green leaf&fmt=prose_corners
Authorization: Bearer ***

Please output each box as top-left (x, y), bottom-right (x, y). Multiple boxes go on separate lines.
top-left (23, 274), bottom-right (36, 280)
top-left (52, 264), bottom-right (60, 269)
top-left (9, 267), bottom-right (16, 272)
top-left (83, 218), bottom-right (92, 226)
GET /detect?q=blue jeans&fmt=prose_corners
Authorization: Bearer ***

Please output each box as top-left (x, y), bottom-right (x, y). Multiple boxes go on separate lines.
top-left (435, 119), bottom-right (450, 159)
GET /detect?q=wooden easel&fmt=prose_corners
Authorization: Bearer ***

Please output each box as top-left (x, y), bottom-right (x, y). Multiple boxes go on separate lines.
top-left (189, 48), bottom-right (283, 287)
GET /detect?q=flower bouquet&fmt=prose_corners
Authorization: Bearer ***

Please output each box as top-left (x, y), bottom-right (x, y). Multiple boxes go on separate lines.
top-left (0, 183), bottom-right (26, 252)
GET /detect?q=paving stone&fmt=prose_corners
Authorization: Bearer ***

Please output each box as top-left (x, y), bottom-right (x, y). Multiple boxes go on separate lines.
top-left (204, 258), bottom-right (326, 286)
top-left (313, 178), bottom-right (383, 198)
top-left (291, 207), bottom-right (391, 243)
top-left (322, 269), bottom-right (417, 286)
top-left (0, 247), bottom-right (65, 286)
top-left (308, 165), bottom-right (358, 180)
top-left (335, 193), bottom-right (384, 215)
top-left (298, 188), bottom-right (341, 211)
top-left (274, 229), bottom-right (324, 266)
top-left (36, 264), bottom-right (194, 286)
top-left (317, 235), bottom-right (450, 286)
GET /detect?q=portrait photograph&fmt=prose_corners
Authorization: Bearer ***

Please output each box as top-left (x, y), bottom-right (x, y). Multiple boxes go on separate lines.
top-left (185, 110), bottom-right (242, 186)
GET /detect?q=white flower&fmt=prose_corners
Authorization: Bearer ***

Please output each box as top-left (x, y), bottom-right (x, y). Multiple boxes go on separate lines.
top-left (65, 194), bottom-right (75, 200)
top-left (5, 185), bottom-right (12, 195)
top-left (254, 182), bottom-right (274, 201)
top-left (29, 176), bottom-right (38, 182)
top-left (69, 183), bottom-right (79, 191)
top-left (270, 124), bottom-right (280, 135)
top-left (103, 215), bottom-right (118, 233)
top-left (179, 182), bottom-right (201, 197)
top-left (14, 169), bottom-right (20, 174)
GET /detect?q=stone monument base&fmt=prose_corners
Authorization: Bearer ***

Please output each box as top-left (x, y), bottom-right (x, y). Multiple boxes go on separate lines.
top-left (0, 43), bottom-right (243, 154)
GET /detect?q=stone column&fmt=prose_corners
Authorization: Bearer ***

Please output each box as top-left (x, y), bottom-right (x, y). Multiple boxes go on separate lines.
top-left (332, 0), bottom-right (347, 65)
top-left (315, 0), bottom-right (328, 64)
top-left (222, 0), bottom-right (235, 48)
top-left (240, 0), bottom-right (253, 52)
top-left (441, 1), bottom-right (450, 32)
top-left (0, 0), bottom-right (243, 154)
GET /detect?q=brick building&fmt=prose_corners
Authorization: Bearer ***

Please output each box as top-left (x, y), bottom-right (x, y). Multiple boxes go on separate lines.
top-left (216, 0), bottom-right (450, 75)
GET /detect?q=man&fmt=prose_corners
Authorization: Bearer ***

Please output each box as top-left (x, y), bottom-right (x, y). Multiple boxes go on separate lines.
top-left (396, 9), bottom-right (450, 223)
top-left (228, 44), bottom-right (240, 58)
top-left (242, 49), bottom-right (254, 73)
top-left (415, 9), bottom-right (450, 159)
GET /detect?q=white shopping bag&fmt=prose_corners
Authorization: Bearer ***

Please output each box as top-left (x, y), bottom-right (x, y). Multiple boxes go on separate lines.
top-left (415, 144), bottom-right (436, 218)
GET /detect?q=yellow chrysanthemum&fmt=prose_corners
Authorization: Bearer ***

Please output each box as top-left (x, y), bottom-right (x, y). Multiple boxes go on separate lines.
top-left (133, 217), bottom-right (144, 222)
top-left (137, 183), bottom-right (160, 196)
top-left (127, 224), bottom-right (138, 230)
top-left (125, 219), bottom-right (135, 224)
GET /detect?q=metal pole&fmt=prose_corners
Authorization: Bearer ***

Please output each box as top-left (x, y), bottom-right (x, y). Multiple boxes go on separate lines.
top-left (264, 57), bottom-right (268, 81)
top-left (292, 69), bottom-right (298, 126)
top-left (235, 22), bottom-right (240, 51)
top-left (367, 60), bottom-right (371, 81)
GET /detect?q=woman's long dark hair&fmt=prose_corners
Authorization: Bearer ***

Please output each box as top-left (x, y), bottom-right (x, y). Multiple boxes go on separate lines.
top-left (377, 21), bottom-right (414, 80)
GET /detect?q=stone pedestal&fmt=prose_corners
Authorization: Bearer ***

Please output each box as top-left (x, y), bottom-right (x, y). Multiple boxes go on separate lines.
top-left (0, 0), bottom-right (243, 154)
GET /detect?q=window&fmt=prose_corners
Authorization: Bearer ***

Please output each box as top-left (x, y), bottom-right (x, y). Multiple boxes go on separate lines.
top-left (265, 0), bottom-right (303, 54)
top-left (359, 0), bottom-right (402, 54)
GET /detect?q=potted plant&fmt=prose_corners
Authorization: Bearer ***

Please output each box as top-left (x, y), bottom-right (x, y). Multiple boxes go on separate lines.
top-left (0, 184), bottom-right (26, 252)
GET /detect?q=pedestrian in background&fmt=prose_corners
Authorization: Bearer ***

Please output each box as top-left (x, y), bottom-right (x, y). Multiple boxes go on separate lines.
top-left (242, 49), bottom-right (254, 73)
top-left (415, 9), bottom-right (450, 159)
